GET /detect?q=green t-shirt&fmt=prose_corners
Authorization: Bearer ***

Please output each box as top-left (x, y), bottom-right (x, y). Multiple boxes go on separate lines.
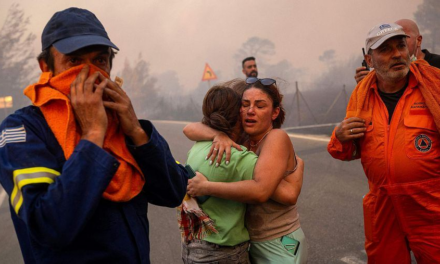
top-left (186, 141), bottom-right (258, 246)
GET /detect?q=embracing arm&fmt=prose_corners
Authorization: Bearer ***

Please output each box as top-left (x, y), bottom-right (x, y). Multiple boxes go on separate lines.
top-left (183, 122), bottom-right (218, 141)
top-left (187, 130), bottom-right (290, 203)
top-left (183, 122), bottom-right (242, 164)
top-left (270, 156), bottom-right (304, 205)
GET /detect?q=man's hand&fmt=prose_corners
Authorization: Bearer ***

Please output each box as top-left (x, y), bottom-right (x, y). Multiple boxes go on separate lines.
top-left (187, 172), bottom-right (209, 197)
top-left (355, 66), bottom-right (370, 83)
top-left (101, 77), bottom-right (149, 146)
top-left (335, 117), bottom-right (366, 143)
top-left (71, 65), bottom-right (108, 147)
top-left (207, 132), bottom-right (242, 167)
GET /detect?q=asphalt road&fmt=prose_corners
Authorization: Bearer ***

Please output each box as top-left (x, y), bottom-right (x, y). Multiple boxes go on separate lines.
top-left (0, 120), bottom-right (370, 264)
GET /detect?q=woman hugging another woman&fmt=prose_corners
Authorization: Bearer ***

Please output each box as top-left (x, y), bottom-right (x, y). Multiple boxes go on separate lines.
top-left (183, 78), bottom-right (307, 264)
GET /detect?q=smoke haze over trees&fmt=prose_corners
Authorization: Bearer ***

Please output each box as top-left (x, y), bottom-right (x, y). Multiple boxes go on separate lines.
top-left (1, 0), bottom-right (438, 135)
top-left (414, 0), bottom-right (440, 53)
top-left (119, 54), bottom-right (159, 119)
top-left (0, 4), bottom-right (36, 113)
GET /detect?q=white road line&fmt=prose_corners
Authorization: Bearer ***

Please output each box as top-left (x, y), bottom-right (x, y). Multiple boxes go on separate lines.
top-left (152, 120), bottom-right (331, 143)
top-left (284, 122), bottom-right (339, 130)
top-left (151, 120), bottom-right (190, 125)
top-left (287, 133), bottom-right (330, 142)
top-left (0, 188), bottom-right (7, 208)
top-left (341, 256), bottom-right (366, 264)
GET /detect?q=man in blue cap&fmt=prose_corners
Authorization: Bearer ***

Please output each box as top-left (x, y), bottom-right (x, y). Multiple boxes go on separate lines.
top-left (0, 7), bottom-right (188, 264)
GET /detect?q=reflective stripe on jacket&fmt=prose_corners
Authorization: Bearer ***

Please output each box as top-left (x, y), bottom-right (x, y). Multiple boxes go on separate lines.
top-left (0, 106), bottom-right (188, 264)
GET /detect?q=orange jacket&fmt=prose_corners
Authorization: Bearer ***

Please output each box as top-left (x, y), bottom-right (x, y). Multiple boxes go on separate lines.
top-left (328, 62), bottom-right (440, 262)
top-left (329, 71), bottom-right (440, 186)
top-left (328, 61), bottom-right (440, 186)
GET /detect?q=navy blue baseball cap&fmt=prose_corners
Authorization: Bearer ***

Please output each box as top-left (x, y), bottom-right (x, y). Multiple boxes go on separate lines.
top-left (41, 7), bottom-right (119, 54)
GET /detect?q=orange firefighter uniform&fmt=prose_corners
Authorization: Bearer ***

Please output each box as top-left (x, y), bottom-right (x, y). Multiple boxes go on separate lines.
top-left (328, 72), bottom-right (440, 263)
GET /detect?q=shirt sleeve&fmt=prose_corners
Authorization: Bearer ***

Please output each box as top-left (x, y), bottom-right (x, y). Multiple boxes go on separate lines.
top-left (0, 112), bottom-right (119, 249)
top-left (126, 120), bottom-right (188, 207)
top-left (327, 127), bottom-right (359, 161)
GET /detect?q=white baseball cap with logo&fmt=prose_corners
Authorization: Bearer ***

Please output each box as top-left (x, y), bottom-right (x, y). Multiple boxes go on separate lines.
top-left (365, 23), bottom-right (409, 52)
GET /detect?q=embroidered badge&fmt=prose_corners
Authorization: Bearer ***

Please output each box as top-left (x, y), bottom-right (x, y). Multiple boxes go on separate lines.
top-left (0, 125), bottom-right (26, 148)
top-left (414, 134), bottom-right (432, 153)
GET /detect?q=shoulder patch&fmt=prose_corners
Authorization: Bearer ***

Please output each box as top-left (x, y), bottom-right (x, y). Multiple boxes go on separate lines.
top-left (0, 125), bottom-right (26, 148)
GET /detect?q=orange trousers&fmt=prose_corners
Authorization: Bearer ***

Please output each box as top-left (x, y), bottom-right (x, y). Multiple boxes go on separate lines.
top-left (364, 178), bottom-right (440, 263)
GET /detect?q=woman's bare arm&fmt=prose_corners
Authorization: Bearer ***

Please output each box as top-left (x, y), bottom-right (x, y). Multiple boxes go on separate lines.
top-left (183, 122), bottom-right (242, 164)
top-left (270, 157), bottom-right (304, 205)
top-left (187, 130), bottom-right (290, 203)
top-left (183, 122), bottom-right (218, 141)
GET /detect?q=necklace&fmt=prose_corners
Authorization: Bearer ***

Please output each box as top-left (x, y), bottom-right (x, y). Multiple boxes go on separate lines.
top-left (249, 128), bottom-right (273, 148)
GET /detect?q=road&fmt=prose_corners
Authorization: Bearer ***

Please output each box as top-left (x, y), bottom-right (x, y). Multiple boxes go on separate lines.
top-left (0, 120), bottom-right (370, 264)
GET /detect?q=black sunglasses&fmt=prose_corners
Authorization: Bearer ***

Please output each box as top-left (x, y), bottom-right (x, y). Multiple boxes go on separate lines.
top-left (245, 77), bottom-right (276, 86)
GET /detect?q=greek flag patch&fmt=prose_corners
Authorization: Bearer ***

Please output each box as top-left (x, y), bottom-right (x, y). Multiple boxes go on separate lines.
top-left (0, 126), bottom-right (26, 148)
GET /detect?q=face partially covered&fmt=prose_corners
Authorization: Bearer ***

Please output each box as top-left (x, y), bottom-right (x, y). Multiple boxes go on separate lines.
top-left (240, 87), bottom-right (280, 139)
top-left (366, 36), bottom-right (410, 83)
top-left (40, 45), bottom-right (112, 76)
top-left (242, 60), bottom-right (258, 77)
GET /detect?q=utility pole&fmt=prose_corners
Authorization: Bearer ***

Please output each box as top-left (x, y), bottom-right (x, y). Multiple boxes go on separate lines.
top-left (296, 81), bottom-right (300, 126)
top-left (343, 84), bottom-right (348, 107)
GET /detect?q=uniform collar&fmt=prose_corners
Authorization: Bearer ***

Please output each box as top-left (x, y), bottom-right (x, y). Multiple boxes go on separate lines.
top-left (369, 70), bottom-right (419, 92)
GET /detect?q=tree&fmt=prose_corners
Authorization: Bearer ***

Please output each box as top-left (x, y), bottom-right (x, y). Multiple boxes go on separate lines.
top-left (414, 0), bottom-right (440, 53)
top-left (234, 37), bottom-right (276, 76)
top-left (234, 37), bottom-right (276, 59)
top-left (119, 54), bottom-right (158, 119)
top-left (0, 4), bottom-right (37, 114)
top-left (264, 60), bottom-right (304, 81)
top-left (319, 50), bottom-right (336, 65)
top-left (156, 70), bottom-right (184, 98)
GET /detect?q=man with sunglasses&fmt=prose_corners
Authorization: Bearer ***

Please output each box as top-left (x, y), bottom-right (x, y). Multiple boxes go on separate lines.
top-left (355, 19), bottom-right (440, 83)
top-left (328, 23), bottom-right (440, 263)
top-left (242, 57), bottom-right (259, 77)
top-left (0, 8), bottom-right (188, 264)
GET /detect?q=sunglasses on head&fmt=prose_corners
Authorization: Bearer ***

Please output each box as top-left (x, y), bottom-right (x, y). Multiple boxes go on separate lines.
top-left (245, 77), bottom-right (276, 86)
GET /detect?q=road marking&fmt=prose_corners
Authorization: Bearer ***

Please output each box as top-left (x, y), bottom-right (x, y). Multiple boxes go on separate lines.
top-left (287, 133), bottom-right (330, 142)
top-left (0, 188), bottom-right (7, 208)
top-left (152, 120), bottom-right (190, 125)
top-left (152, 120), bottom-right (331, 142)
top-left (341, 256), bottom-right (366, 264)
top-left (284, 122), bottom-right (339, 130)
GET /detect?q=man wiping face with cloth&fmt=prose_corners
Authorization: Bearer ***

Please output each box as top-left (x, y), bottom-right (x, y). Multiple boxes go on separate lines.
top-left (328, 22), bottom-right (440, 263)
top-left (0, 7), bottom-right (188, 264)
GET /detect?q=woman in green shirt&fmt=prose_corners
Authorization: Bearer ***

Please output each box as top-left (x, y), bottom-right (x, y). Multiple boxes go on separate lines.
top-left (182, 85), bottom-right (258, 264)
top-left (185, 78), bottom-right (307, 264)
